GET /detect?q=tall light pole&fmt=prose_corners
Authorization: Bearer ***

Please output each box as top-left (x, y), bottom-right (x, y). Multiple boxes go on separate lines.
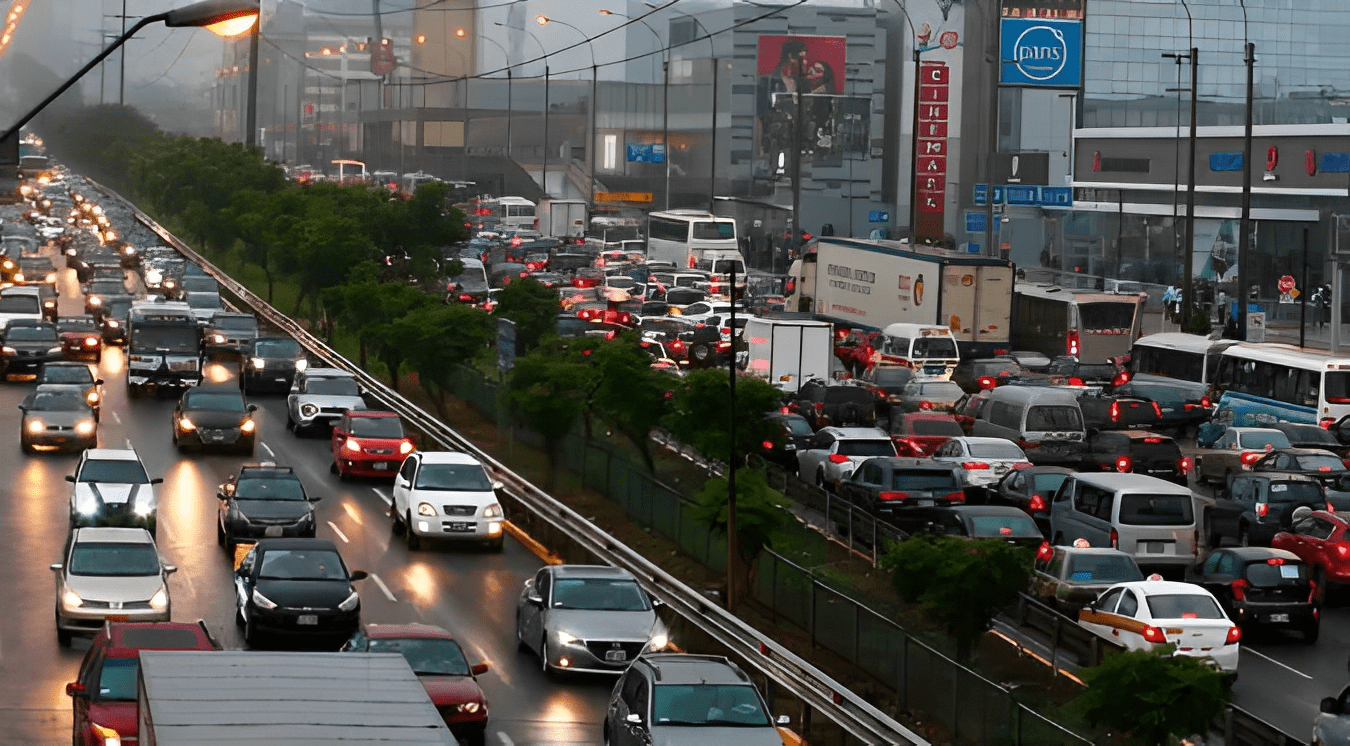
top-left (1237, 0), bottom-right (1254, 338)
top-left (537, 15), bottom-right (597, 204)
top-left (245, 18), bottom-right (259, 146)
top-left (679, 12), bottom-right (719, 212)
top-left (891, 0), bottom-right (923, 242)
top-left (600, 8), bottom-right (663, 203)
top-left (495, 21), bottom-right (549, 193)
top-left (461, 30), bottom-right (512, 161)
top-left (1177, 0), bottom-right (1197, 329)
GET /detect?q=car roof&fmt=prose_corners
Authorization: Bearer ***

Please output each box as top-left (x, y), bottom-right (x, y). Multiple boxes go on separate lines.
top-left (361, 623), bottom-right (456, 640)
top-left (303, 367), bottom-right (354, 379)
top-left (866, 457), bottom-right (954, 470)
top-left (1228, 427), bottom-right (1285, 435)
top-left (416, 451), bottom-right (485, 466)
top-left (74, 526), bottom-right (154, 544)
top-left (84, 448), bottom-right (140, 461)
top-left (551, 565), bottom-right (636, 580)
top-left (638, 654), bottom-right (751, 685)
top-left (1219, 547), bottom-right (1302, 562)
top-left (1054, 546), bottom-right (1135, 557)
top-left (102, 622), bottom-right (217, 658)
top-left (1072, 472), bottom-right (1193, 493)
top-left (944, 505), bottom-right (1036, 518)
top-left (953, 436), bottom-right (1021, 447)
top-left (821, 427), bottom-right (890, 438)
top-left (1269, 448), bottom-right (1340, 457)
top-left (1234, 472), bottom-right (1319, 484)
top-left (1111, 579), bottom-right (1212, 597)
top-left (984, 385), bottom-right (1082, 404)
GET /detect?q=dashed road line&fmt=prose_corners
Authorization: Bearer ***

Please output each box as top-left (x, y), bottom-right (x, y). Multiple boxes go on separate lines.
top-left (372, 487), bottom-right (392, 505)
top-left (370, 573), bottom-right (397, 603)
top-left (1243, 647), bottom-right (1312, 679)
top-left (260, 442), bottom-right (274, 459)
top-left (110, 411), bottom-right (121, 425)
top-left (326, 521), bottom-right (349, 544)
top-left (498, 734), bottom-right (514, 746)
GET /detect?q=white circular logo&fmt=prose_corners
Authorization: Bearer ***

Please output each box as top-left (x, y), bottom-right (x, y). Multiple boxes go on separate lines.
top-left (1012, 25), bottom-right (1069, 82)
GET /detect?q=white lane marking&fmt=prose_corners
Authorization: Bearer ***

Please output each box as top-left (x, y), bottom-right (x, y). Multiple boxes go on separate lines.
top-left (326, 521), bottom-right (349, 544)
top-left (498, 734), bottom-right (514, 746)
top-left (371, 573), bottom-right (397, 603)
top-left (1242, 647), bottom-right (1312, 679)
top-left (125, 438), bottom-right (133, 449)
top-left (110, 411), bottom-right (121, 425)
top-left (260, 442), bottom-right (274, 459)
top-left (372, 487), bottom-right (392, 506)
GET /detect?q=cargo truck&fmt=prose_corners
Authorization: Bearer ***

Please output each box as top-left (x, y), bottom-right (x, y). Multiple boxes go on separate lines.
top-left (537, 198), bottom-right (589, 239)
top-left (137, 650), bottom-right (459, 745)
top-left (742, 315), bottom-right (833, 392)
top-left (787, 237), bottom-right (1015, 358)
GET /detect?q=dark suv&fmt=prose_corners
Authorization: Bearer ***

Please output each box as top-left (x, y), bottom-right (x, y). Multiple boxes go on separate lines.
top-left (837, 457), bottom-right (966, 517)
top-left (217, 463), bottom-right (321, 549)
top-left (1185, 547), bottom-right (1318, 642)
top-left (792, 380), bottom-right (884, 430)
top-left (1081, 430), bottom-right (1187, 485)
top-left (1209, 473), bottom-right (1327, 548)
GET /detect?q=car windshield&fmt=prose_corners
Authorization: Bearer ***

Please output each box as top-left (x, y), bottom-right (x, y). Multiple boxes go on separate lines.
top-left (214, 316), bottom-right (257, 330)
top-left (6, 326), bottom-right (56, 342)
top-left (80, 459), bottom-right (149, 483)
top-left (1025, 405), bottom-right (1083, 431)
top-left (1118, 494), bottom-right (1194, 526)
top-left (782, 417), bottom-right (814, 437)
top-left (255, 339), bottom-right (300, 357)
top-left (367, 637), bottom-right (470, 676)
top-left (0, 296), bottom-right (37, 312)
top-left (59, 319), bottom-right (98, 333)
top-left (306, 377), bottom-right (360, 396)
top-left (1032, 473), bottom-right (1070, 497)
top-left (1294, 454), bottom-right (1346, 472)
top-left (41, 366), bottom-right (93, 384)
top-left (890, 471), bottom-right (958, 490)
top-left (1245, 560), bottom-right (1307, 586)
top-left (1145, 593), bottom-right (1225, 620)
top-left (185, 392), bottom-right (245, 412)
top-left (1064, 554), bottom-right (1143, 583)
top-left (871, 368), bottom-right (913, 386)
top-left (30, 391), bottom-right (87, 411)
top-left (96, 658), bottom-right (139, 702)
top-left (838, 440), bottom-right (896, 457)
top-left (969, 442), bottom-right (1026, 460)
top-left (350, 417), bottom-right (404, 438)
top-left (69, 542), bottom-right (160, 576)
top-left (550, 577), bottom-right (651, 611)
top-left (415, 463), bottom-right (494, 491)
top-left (131, 326), bottom-right (198, 354)
top-left (1238, 432), bottom-right (1291, 450)
top-left (912, 336), bottom-right (958, 358)
top-left (257, 549), bottom-right (347, 580)
top-left (1282, 425), bottom-right (1337, 445)
top-left (187, 294), bottom-right (222, 309)
top-left (652, 684), bottom-right (770, 727)
top-left (235, 477), bottom-right (306, 501)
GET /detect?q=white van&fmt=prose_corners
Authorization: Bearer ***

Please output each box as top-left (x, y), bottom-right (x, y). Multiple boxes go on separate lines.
top-left (971, 385), bottom-right (1087, 466)
top-left (1048, 472), bottom-right (1200, 569)
top-left (0, 286), bottom-right (44, 330)
top-left (877, 323), bottom-right (960, 379)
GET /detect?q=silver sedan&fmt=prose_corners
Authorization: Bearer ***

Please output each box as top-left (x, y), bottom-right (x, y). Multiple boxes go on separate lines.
top-left (20, 384), bottom-right (97, 453)
top-left (51, 527), bottom-right (175, 645)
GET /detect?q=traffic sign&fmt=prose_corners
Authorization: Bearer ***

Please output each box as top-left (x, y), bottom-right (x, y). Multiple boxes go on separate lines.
top-left (965, 212), bottom-right (987, 233)
top-left (626, 144), bottom-right (665, 163)
top-left (1040, 186), bottom-right (1073, 207)
top-left (595, 191), bottom-right (654, 203)
top-left (973, 184), bottom-right (1007, 206)
top-left (868, 210), bottom-right (891, 223)
top-left (966, 243), bottom-right (981, 254)
top-left (1006, 185), bottom-right (1040, 205)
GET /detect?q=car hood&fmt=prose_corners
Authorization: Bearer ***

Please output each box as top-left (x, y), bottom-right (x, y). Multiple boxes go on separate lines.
top-left (86, 701), bottom-right (138, 737)
top-left (419, 675), bottom-right (486, 706)
top-left (26, 409), bottom-right (89, 426)
top-left (234, 499), bottom-right (312, 521)
top-left (548, 608), bottom-right (659, 641)
top-left (647, 725), bottom-right (787, 746)
top-left (409, 487), bottom-right (495, 504)
top-left (255, 578), bottom-right (353, 608)
top-left (183, 409), bottom-right (248, 428)
top-left (75, 482), bottom-right (152, 507)
top-left (296, 394), bottom-right (365, 410)
top-left (7, 339), bottom-right (58, 352)
top-left (65, 572), bottom-right (164, 604)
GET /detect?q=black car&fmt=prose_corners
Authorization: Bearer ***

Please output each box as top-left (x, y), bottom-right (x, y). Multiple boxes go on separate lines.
top-left (16, 256), bottom-right (56, 287)
top-left (37, 361), bottom-right (103, 418)
top-left (241, 337), bottom-right (308, 394)
top-left (837, 457), bottom-right (966, 517)
top-left (1252, 447), bottom-right (1349, 487)
top-left (233, 538), bottom-right (367, 647)
top-left (1077, 393), bottom-right (1161, 431)
top-left (950, 357), bottom-right (1023, 394)
top-left (792, 380), bottom-right (884, 430)
top-left (762, 412), bottom-right (814, 472)
top-left (1210, 473), bottom-right (1327, 547)
top-left (98, 298), bottom-right (132, 345)
top-left (172, 386), bottom-right (259, 454)
top-left (83, 278), bottom-right (128, 319)
top-left (217, 464), bottom-right (321, 549)
top-left (1269, 422), bottom-right (1348, 458)
top-left (979, 465), bottom-right (1074, 533)
top-left (858, 365), bottom-right (915, 403)
top-left (0, 319), bottom-right (61, 379)
top-left (1045, 356), bottom-right (1122, 387)
top-left (1184, 547), bottom-right (1318, 642)
top-left (1081, 430), bottom-right (1187, 485)
top-left (1113, 374), bottom-right (1213, 432)
top-left (889, 505), bottom-right (1047, 550)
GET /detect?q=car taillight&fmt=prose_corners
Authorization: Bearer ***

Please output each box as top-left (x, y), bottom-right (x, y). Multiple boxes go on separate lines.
top-left (1112, 371), bottom-right (1132, 387)
top-left (1152, 401), bottom-right (1163, 419)
top-left (1067, 330), bottom-right (1080, 357)
top-left (1255, 502), bottom-right (1268, 517)
top-left (1144, 437), bottom-right (1162, 444)
top-left (962, 461), bottom-right (990, 470)
top-left (877, 491), bottom-right (909, 501)
top-left (1230, 578), bottom-right (1250, 601)
top-left (1110, 528), bottom-right (1118, 548)
top-left (1177, 457), bottom-right (1193, 474)
top-left (919, 400), bottom-right (932, 410)
top-left (1241, 452), bottom-right (1260, 466)
top-left (813, 402), bottom-right (824, 412)
top-left (1028, 494), bottom-right (1047, 512)
top-left (688, 254), bottom-right (697, 268)
top-left (762, 440), bottom-right (774, 450)
top-left (1322, 418), bottom-right (1336, 429)
top-left (1224, 626), bottom-right (1243, 645)
top-left (458, 293), bottom-right (474, 302)
top-left (943, 491), bottom-right (966, 503)
top-left (1201, 396), bottom-right (1211, 408)
top-left (1337, 544), bottom-right (1350, 559)
top-left (1329, 502), bottom-right (1337, 513)
top-left (1109, 401), bottom-right (1121, 421)
top-left (1115, 455), bottom-right (1133, 473)
top-left (1012, 461), bottom-right (1034, 470)
top-left (1035, 540), bottom-right (1054, 562)
top-left (828, 454), bottom-right (850, 464)
top-left (977, 376), bottom-right (998, 390)
top-left (1142, 625), bottom-right (1166, 644)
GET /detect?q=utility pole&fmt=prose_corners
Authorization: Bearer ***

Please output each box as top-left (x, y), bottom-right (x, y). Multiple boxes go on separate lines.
top-left (1237, 41), bottom-right (1255, 338)
top-left (662, 58), bottom-right (670, 209)
top-left (708, 58), bottom-right (718, 211)
top-left (1183, 48), bottom-right (1199, 329)
top-left (118, 0), bottom-right (127, 105)
top-left (726, 261), bottom-right (738, 609)
top-left (245, 19), bottom-right (259, 146)
top-left (542, 64), bottom-right (550, 196)
top-left (791, 91), bottom-right (802, 258)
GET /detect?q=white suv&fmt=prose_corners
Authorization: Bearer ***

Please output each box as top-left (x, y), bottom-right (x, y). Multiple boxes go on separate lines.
top-left (67, 448), bottom-right (163, 536)
top-left (795, 426), bottom-right (896, 492)
top-left (392, 452), bottom-right (505, 551)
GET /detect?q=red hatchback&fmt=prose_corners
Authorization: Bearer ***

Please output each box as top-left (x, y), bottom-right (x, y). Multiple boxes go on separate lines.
top-left (1273, 510), bottom-right (1350, 590)
top-left (331, 410), bottom-right (414, 479)
top-left (343, 623), bottom-right (491, 745)
top-left (891, 412), bottom-right (964, 456)
top-left (66, 621), bottom-right (219, 746)
top-left (58, 315), bottom-right (103, 361)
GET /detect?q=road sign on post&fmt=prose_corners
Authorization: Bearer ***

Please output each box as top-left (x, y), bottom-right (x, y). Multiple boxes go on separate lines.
top-left (965, 212), bottom-right (987, 233)
top-left (497, 318), bottom-right (516, 371)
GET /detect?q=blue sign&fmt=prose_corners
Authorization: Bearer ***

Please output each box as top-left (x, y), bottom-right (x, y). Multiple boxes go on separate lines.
top-left (1006, 185), bottom-right (1040, 205)
top-left (973, 185), bottom-right (1006, 206)
top-left (626, 143), bottom-right (665, 163)
top-left (1000, 18), bottom-right (1083, 88)
top-left (868, 210), bottom-right (891, 223)
top-left (1210, 153), bottom-right (1243, 172)
top-left (967, 243), bottom-right (981, 254)
top-left (1040, 186), bottom-right (1073, 207)
top-left (966, 212), bottom-right (987, 234)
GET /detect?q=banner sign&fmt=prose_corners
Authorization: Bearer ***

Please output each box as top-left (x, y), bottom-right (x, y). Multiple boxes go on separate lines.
top-left (999, 17), bottom-right (1083, 88)
top-left (914, 61), bottom-right (950, 241)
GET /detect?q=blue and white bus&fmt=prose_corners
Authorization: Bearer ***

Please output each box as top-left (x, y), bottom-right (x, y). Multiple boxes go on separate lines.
top-left (1210, 344), bottom-right (1350, 428)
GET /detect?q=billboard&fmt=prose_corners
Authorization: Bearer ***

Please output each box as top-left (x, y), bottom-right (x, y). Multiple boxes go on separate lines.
top-left (754, 35), bottom-right (868, 163)
top-left (1001, 0), bottom-right (1085, 19)
top-left (999, 0), bottom-right (1084, 88)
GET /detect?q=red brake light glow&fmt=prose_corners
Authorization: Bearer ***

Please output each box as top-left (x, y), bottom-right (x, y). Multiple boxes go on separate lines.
top-left (1225, 626), bottom-right (1243, 645)
top-left (962, 461), bottom-right (990, 470)
top-left (1256, 502), bottom-right (1268, 517)
top-left (1066, 330), bottom-right (1080, 357)
top-left (1028, 495), bottom-right (1047, 513)
top-left (827, 453), bottom-right (850, 464)
top-left (1230, 578), bottom-right (1249, 601)
top-left (1115, 455), bottom-right (1133, 473)
top-left (1152, 401), bottom-right (1163, 419)
top-left (1241, 452), bottom-right (1261, 466)
top-left (1035, 541), bottom-right (1053, 562)
top-left (877, 491), bottom-right (909, 501)
top-left (1142, 626), bottom-right (1166, 644)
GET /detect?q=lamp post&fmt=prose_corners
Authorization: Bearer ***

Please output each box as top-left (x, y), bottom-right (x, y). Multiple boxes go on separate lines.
top-left (461, 30), bottom-right (512, 160)
top-left (890, 0), bottom-right (924, 243)
top-left (680, 13), bottom-right (719, 212)
top-left (599, 8), bottom-right (664, 204)
top-left (1, 0), bottom-right (258, 146)
top-left (1237, 0), bottom-right (1255, 339)
top-left (537, 15), bottom-right (598, 204)
top-left (495, 21), bottom-right (549, 194)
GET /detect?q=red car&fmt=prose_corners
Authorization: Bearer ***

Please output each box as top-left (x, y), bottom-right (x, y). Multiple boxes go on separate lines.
top-left (58, 315), bottom-right (103, 361)
top-left (834, 329), bottom-right (880, 376)
top-left (331, 410), bottom-right (415, 479)
top-left (1273, 510), bottom-right (1350, 589)
top-left (343, 623), bottom-right (491, 745)
top-left (891, 412), bottom-right (964, 457)
top-left (66, 621), bottom-right (219, 746)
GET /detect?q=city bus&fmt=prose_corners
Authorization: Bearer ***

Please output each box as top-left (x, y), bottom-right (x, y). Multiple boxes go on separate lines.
top-left (1210, 343), bottom-right (1350, 428)
top-left (481, 196), bottom-right (537, 232)
top-left (1130, 333), bottom-right (1238, 384)
top-left (1011, 284), bottom-right (1146, 364)
top-left (646, 210), bottom-right (739, 269)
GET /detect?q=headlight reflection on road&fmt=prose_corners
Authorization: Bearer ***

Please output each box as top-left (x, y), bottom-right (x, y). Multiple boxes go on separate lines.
top-left (402, 562), bottom-right (437, 608)
top-left (101, 347), bottom-right (124, 377)
top-left (341, 500), bottom-right (364, 526)
top-left (204, 361), bottom-right (232, 384)
top-left (161, 460), bottom-right (212, 549)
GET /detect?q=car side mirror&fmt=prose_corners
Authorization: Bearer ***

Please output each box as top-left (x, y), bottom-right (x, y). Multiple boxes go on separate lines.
top-left (64, 475), bottom-right (75, 483)
top-left (470, 662), bottom-right (491, 676)
top-left (163, 565), bottom-right (178, 574)
top-left (1323, 697), bottom-right (1341, 715)
top-left (625, 713), bottom-right (643, 725)
top-left (16, 405), bottom-right (25, 412)
top-left (309, 496), bottom-right (322, 503)
top-left (776, 715), bottom-right (791, 726)
top-left (50, 563), bottom-right (63, 571)
top-left (150, 477), bottom-right (164, 485)
top-left (526, 592), bottom-right (544, 606)
top-left (349, 570), bottom-right (369, 582)
top-left (492, 480), bottom-right (504, 491)
top-left (95, 379), bottom-right (103, 385)
top-left (65, 682), bottom-right (86, 697)
top-left (247, 404), bottom-right (258, 412)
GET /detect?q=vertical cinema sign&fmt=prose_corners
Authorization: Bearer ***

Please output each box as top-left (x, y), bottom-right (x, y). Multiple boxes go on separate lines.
top-left (915, 61), bottom-right (949, 242)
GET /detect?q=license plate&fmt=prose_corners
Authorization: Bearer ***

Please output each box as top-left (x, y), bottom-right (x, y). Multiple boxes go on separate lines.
top-left (1269, 613), bottom-right (1290, 623)
top-left (264, 526), bottom-right (283, 537)
top-left (371, 462), bottom-right (388, 470)
top-left (916, 499), bottom-right (935, 506)
top-left (604, 649), bottom-right (627, 662)
top-left (1141, 541), bottom-right (1170, 554)
top-left (297, 615), bottom-right (319, 626)
top-left (106, 615), bottom-right (128, 622)
top-left (924, 366), bottom-right (945, 375)
top-left (448, 522), bottom-right (475, 532)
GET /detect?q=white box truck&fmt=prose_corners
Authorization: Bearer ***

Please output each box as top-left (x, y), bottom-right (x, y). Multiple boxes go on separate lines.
top-left (742, 314), bottom-right (833, 392)
top-left (537, 198), bottom-right (588, 239)
top-left (787, 237), bottom-right (1015, 358)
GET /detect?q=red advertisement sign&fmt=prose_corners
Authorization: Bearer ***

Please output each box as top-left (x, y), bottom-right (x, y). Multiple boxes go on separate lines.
top-left (915, 61), bottom-right (949, 241)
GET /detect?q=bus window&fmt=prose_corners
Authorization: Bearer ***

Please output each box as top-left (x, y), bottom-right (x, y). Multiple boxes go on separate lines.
top-left (1079, 302), bottom-right (1136, 334)
top-left (692, 221), bottom-right (735, 240)
top-left (650, 218), bottom-right (690, 243)
top-left (1325, 371), bottom-right (1350, 404)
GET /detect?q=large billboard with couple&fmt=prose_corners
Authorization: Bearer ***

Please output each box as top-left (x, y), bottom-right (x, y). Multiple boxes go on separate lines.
top-left (754, 34), bottom-right (869, 163)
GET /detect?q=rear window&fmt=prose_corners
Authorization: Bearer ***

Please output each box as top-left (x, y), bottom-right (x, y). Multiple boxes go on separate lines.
top-left (1145, 593), bottom-right (1225, 620)
top-left (837, 440), bottom-right (896, 457)
top-left (914, 382), bottom-right (964, 399)
top-left (910, 419), bottom-right (964, 436)
top-left (1064, 553), bottom-right (1144, 583)
top-left (1025, 405), bottom-right (1083, 431)
top-left (825, 388), bottom-right (878, 404)
top-left (1118, 493), bottom-right (1194, 526)
top-left (1245, 560), bottom-right (1307, 586)
top-left (1264, 481), bottom-right (1323, 504)
top-left (891, 470), bottom-right (960, 490)
top-left (1326, 372), bottom-right (1350, 404)
top-left (1294, 454), bottom-right (1346, 472)
top-left (1237, 432), bottom-right (1291, 450)
top-left (969, 442), bottom-right (1026, 460)
top-left (969, 513), bottom-right (1041, 538)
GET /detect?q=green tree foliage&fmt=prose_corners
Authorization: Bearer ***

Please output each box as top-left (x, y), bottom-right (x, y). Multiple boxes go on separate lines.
top-left (505, 346), bottom-right (596, 487)
top-left (492, 277), bottom-right (558, 352)
top-left (397, 303), bottom-right (495, 415)
top-left (663, 369), bottom-right (784, 466)
top-left (325, 262), bottom-right (434, 388)
top-left (131, 136), bottom-right (284, 218)
top-left (583, 334), bottom-right (677, 472)
top-left (1076, 646), bottom-right (1228, 745)
top-left (692, 468), bottom-right (789, 562)
top-left (881, 534), bottom-right (1032, 659)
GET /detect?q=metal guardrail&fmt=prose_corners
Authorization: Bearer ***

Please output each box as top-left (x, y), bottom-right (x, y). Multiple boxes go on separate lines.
top-left (90, 180), bottom-right (929, 746)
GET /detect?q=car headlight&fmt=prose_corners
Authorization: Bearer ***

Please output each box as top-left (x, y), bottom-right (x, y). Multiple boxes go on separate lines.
top-left (399, 440), bottom-right (414, 454)
top-left (12, 272), bottom-right (22, 282)
top-left (251, 588), bottom-right (278, 610)
top-left (45, 273), bottom-right (55, 284)
top-left (75, 420), bottom-right (95, 436)
top-left (26, 419), bottom-right (43, 433)
top-left (146, 270), bottom-right (162, 284)
top-left (483, 503), bottom-right (503, 518)
top-left (106, 320), bottom-right (119, 328)
top-left (299, 403), bottom-right (318, 417)
top-left (648, 632), bottom-right (670, 651)
top-left (555, 631), bottom-right (580, 646)
top-left (212, 334), bottom-right (225, 344)
top-left (133, 498), bottom-right (154, 517)
top-left (44, 300), bottom-right (55, 308)
top-left (240, 418), bottom-right (256, 434)
top-left (337, 590), bottom-right (360, 612)
top-left (457, 702), bottom-right (481, 714)
top-left (75, 494), bottom-right (99, 515)
top-left (417, 502), bottom-right (436, 517)
top-left (294, 358), bottom-right (307, 372)
top-left (61, 588), bottom-right (83, 610)
top-left (251, 358), bottom-right (266, 370)
top-left (164, 279), bottom-right (175, 288)
top-left (1, 259), bottom-right (10, 269)
top-left (178, 416), bottom-right (195, 431)
top-left (88, 296), bottom-right (101, 306)
top-left (86, 391), bottom-right (99, 405)
top-left (1, 347), bottom-right (13, 355)
top-left (148, 588), bottom-right (168, 613)
top-left (47, 346), bottom-right (62, 355)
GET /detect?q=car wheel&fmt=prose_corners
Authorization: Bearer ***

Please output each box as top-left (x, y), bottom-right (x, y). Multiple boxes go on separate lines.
top-left (463, 728), bottom-right (486, 746)
top-left (815, 469), bottom-right (826, 491)
top-left (330, 461), bottom-right (339, 475)
top-left (390, 505), bottom-right (406, 535)
top-left (1303, 620), bottom-right (1321, 644)
top-left (516, 612), bottom-right (531, 652)
top-left (405, 514), bottom-right (421, 550)
top-left (243, 611), bottom-right (260, 647)
top-left (487, 537), bottom-right (505, 553)
top-left (21, 439), bottom-right (33, 454)
top-left (539, 636), bottom-right (554, 676)
top-left (286, 412), bottom-right (295, 431)
top-left (602, 722), bottom-right (612, 746)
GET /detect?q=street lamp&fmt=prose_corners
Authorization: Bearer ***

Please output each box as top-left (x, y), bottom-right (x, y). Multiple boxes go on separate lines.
top-left (494, 21), bottom-right (550, 194)
top-left (537, 15), bottom-right (598, 204)
top-left (460, 29), bottom-right (512, 161)
top-left (600, 8), bottom-right (665, 206)
top-left (1, 0), bottom-right (258, 146)
top-left (1237, 0), bottom-right (1256, 339)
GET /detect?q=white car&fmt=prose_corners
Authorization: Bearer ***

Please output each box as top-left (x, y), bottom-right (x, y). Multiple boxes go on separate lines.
top-left (0, 285), bottom-right (44, 330)
top-left (796, 426), bottom-right (896, 492)
top-left (51, 527), bottom-right (175, 645)
top-left (67, 448), bottom-right (163, 536)
top-left (392, 451), bottom-right (506, 551)
top-left (184, 291), bottom-right (224, 325)
top-left (929, 436), bottom-right (1029, 488)
top-left (1077, 578), bottom-right (1240, 674)
top-left (286, 368), bottom-right (366, 435)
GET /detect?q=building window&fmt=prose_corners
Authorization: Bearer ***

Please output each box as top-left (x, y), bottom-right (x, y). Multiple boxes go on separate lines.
top-left (604, 134), bottom-right (617, 170)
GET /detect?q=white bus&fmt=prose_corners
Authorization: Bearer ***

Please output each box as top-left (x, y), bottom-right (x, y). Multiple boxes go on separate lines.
top-left (400, 171), bottom-right (442, 194)
top-left (1011, 284), bottom-right (1146, 364)
top-left (646, 210), bottom-right (739, 269)
top-left (481, 196), bottom-right (537, 232)
top-left (1212, 344), bottom-right (1350, 428)
top-left (1130, 333), bottom-right (1238, 384)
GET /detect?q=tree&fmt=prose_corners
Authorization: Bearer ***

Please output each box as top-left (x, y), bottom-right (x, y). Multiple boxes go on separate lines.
top-left (576, 334), bottom-right (676, 471)
top-left (492, 277), bottom-right (558, 352)
top-left (692, 468), bottom-right (790, 601)
top-left (881, 535), bottom-right (1032, 660)
top-left (398, 303), bottom-right (495, 416)
top-left (1076, 646), bottom-right (1228, 745)
top-left (662, 369), bottom-right (784, 467)
top-left (326, 263), bottom-right (434, 387)
top-left (39, 104), bottom-right (160, 194)
top-left (504, 346), bottom-right (596, 488)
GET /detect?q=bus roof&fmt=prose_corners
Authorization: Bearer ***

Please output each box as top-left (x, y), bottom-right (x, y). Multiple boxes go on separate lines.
top-left (492, 196), bottom-right (534, 206)
top-left (649, 210), bottom-right (731, 221)
top-left (1014, 283), bottom-right (1146, 303)
top-left (1132, 332), bottom-right (1231, 354)
top-left (1223, 343), bottom-right (1350, 368)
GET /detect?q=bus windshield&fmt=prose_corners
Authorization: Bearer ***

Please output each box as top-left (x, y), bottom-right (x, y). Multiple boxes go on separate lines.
top-left (1079, 302), bottom-right (1137, 334)
top-left (691, 221), bottom-right (735, 240)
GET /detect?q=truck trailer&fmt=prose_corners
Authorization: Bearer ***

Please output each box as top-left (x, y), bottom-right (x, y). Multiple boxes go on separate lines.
top-left (137, 650), bottom-right (459, 745)
top-left (741, 315), bottom-right (833, 392)
top-left (537, 198), bottom-right (589, 239)
top-left (787, 237), bottom-right (1015, 358)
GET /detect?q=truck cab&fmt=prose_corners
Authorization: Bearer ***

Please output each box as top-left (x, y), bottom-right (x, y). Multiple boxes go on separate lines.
top-left (877, 324), bottom-right (960, 379)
